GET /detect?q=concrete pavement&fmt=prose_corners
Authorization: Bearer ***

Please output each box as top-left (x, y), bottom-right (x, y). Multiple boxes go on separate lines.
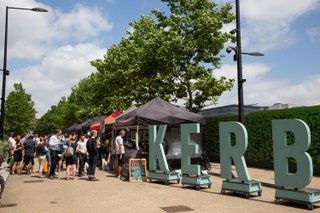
top-left (1, 162), bottom-right (320, 212)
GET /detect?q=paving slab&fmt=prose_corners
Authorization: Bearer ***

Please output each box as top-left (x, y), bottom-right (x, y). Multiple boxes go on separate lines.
top-left (1, 162), bottom-right (320, 212)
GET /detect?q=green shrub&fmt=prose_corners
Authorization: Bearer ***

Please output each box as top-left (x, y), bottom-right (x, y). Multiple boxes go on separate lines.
top-left (205, 106), bottom-right (320, 171)
top-left (0, 140), bottom-right (9, 151)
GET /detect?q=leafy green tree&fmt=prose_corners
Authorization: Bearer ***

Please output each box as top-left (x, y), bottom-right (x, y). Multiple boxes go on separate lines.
top-left (91, 0), bottom-right (235, 112)
top-left (71, 74), bottom-right (114, 119)
top-left (35, 75), bottom-right (115, 135)
top-left (35, 97), bottom-right (72, 135)
top-left (151, 0), bottom-right (235, 111)
top-left (91, 19), bottom-right (176, 110)
top-left (37, 0), bottom-right (237, 131)
top-left (4, 83), bottom-right (36, 135)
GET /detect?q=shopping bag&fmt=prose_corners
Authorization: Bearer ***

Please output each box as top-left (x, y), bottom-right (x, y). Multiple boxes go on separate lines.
top-left (43, 161), bottom-right (48, 173)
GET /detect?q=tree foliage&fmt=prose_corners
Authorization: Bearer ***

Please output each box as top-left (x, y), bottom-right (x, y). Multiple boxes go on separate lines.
top-left (36, 0), bottom-right (236, 133)
top-left (91, 0), bottom-right (235, 112)
top-left (35, 75), bottom-right (116, 135)
top-left (4, 83), bottom-right (36, 135)
top-left (34, 97), bottom-right (71, 135)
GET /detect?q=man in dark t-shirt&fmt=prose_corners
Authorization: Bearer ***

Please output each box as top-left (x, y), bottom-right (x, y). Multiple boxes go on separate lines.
top-left (22, 135), bottom-right (36, 175)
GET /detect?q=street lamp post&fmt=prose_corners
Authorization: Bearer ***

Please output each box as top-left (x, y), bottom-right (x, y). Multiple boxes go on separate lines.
top-left (0, 6), bottom-right (48, 139)
top-left (227, 0), bottom-right (263, 124)
top-left (235, 0), bottom-right (245, 124)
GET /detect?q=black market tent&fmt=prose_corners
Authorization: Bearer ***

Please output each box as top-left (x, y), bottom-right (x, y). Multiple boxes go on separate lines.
top-left (80, 115), bottom-right (107, 132)
top-left (105, 105), bottom-right (137, 131)
top-left (65, 115), bottom-right (107, 134)
top-left (114, 97), bottom-right (205, 127)
top-left (114, 97), bottom-right (208, 170)
top-left (65, 122), bottom-right (82, 133)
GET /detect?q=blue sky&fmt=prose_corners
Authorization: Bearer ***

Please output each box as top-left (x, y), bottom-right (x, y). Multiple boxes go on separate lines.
top-left (0, 0), bottom-right (320, 117)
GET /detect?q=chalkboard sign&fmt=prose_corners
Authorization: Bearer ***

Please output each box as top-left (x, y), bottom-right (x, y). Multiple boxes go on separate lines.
top-left (120, 149), bottom-right (139, 181)
top-left (129, 158), bottom-right (147, 182)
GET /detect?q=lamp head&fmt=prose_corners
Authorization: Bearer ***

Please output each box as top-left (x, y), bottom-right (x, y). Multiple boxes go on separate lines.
top-left (226, 46), bottom-right (236, 54)
top-left (31, 7), bottom-right (48, 12)
top-left (226, 46), bottom-right (232, 53)
top-left (249, 52), bottom-right (264, 56)
top-left (229, 29), bottom-right (238, 34)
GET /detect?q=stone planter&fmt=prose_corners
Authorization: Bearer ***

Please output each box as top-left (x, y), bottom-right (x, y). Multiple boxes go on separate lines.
top-left (0, 150), bottom-right (4, 167)
top-left (0, 141), bottom-right (9, 167)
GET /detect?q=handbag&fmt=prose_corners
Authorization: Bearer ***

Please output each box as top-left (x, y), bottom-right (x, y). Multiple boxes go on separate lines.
top-left (64, 142), bottom-right (74, 157)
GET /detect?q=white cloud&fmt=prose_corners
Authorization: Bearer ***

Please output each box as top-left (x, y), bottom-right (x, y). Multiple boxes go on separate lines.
top-left (242, 0), bottom-right (318, 21)
top-left (0, 2), bottom-right (113, 61)
top-left (0, 1), bottom-right (112, 117)
top-left (216, 0), bottom-right (320, 109)
top-left (7, 43), bottom-right (105, 116)
top-left (221, 0), bottom-right (320, 53)
top-left (50, 4), bottom-right (113, 42)
top-left (239, 0), bottom-right (320, 51)
top-left (215, 63), bottom-right (320, 107)
top-left (0, 1), bottom-right (52, 61)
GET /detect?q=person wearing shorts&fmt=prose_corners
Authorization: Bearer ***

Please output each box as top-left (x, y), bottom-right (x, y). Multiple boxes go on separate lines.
top-left (115, 130), bottom-right (126, 178)
top-left (22, 135), bottom-right (36, 175)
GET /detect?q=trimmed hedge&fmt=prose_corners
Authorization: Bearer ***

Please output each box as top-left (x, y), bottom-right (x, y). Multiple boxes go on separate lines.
top-left (205, 105), bottom-right (320, 174)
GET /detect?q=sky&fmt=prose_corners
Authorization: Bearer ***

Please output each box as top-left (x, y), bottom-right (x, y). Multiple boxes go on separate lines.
top-left (0, 0), bottom-right (319, 118)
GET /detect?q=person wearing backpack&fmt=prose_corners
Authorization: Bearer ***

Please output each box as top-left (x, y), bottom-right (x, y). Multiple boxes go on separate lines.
top-left (87, 130), bottom-right (99, 181)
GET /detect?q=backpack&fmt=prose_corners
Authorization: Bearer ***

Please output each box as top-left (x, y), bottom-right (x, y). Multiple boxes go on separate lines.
top-left (86, 138), bottom-right (93, 153)
top-left (36, 143), bottom-right (46, 156)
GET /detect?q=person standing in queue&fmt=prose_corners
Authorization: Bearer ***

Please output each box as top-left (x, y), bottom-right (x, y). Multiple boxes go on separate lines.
top-left (36, 137), bottom-right (48, 178)
top-left (87, 130), bottom-right (99, 181)
top-left (21, 134), bottom-right (36, 175)
top-left (64, 135), bottom-right (78, 181)
top-left (115, 130), bottom-right (126, 179)
top-left (76, 133), bottom-right (87, 178)
top-left (12, 135), bottom-right (23, 175)
top-left (48, 129), bottom-right (63, 179)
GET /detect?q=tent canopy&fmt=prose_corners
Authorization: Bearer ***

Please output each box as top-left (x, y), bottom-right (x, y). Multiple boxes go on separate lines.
top-left (115, 97), bottom-right (205, 127)
top-left (106, 105), bottom-right (137, 125)
top-left (90, 110), bottom-right (122, 131)
top-left (65, 122), bottom-right (82, 133)
top-left (114, 98), bottom-right (207, 170)
top-left (66, 115), bottom-right (106, 133)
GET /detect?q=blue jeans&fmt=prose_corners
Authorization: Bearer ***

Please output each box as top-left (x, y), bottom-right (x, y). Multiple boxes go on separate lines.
top-left (87, 155), bottom-right (98, 177)
top-left (46, 150), bottom-right (51, 172)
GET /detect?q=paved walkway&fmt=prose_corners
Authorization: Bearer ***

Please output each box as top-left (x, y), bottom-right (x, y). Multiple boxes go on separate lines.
top-left (1, 161), bottom-right (320, 212)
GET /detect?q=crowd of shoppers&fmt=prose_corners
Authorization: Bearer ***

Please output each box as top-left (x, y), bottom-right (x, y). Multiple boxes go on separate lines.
top-left (7, 128), bottom-right (120, 181)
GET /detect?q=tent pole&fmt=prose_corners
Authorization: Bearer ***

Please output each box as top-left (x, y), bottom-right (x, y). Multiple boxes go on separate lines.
top-left (136, 125), bottom-right (139, 150)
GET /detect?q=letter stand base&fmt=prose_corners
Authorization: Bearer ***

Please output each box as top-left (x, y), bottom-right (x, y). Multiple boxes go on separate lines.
top-left (275, 187), bottom-right (320, 210)
top-left (221, 178), bottom-right (262, 199)
top-left (148, 171), bottom-right (180, 185)
top-left (181, 175), bottom-right (212, 190)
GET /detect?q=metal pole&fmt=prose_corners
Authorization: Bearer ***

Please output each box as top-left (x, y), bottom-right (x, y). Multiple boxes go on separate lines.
top-left (235, 0), bottom-right (244, 124)
top-left (0, 6), bottom-right (9, 139)
top-left (0, 6), bottom-right (47, 139)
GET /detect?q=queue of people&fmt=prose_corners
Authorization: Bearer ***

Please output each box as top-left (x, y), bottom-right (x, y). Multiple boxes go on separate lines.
top-left (7, 128), bottom-right (120, 181)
